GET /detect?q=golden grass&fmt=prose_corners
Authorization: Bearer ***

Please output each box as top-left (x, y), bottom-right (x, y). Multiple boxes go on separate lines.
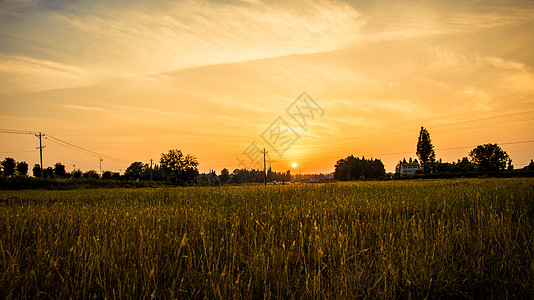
top-left (1, 178), bottom-right (533, 298)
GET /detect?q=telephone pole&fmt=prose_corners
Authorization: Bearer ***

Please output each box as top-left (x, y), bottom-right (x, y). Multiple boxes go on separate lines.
top-left (35, 132), bottom-right (45, 175)
top-left (150, 159), bottom-right (153, 181)
top-left (261, 148), bottom-right (268, 186)
top-left (99, 157), bottom-right (103, 179)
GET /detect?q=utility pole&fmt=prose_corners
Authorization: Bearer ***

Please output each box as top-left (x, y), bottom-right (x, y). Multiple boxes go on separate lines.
top-left (261, 148), bottom-right (268, 186)
top-left (35, 132), bottom-right (45, 175)
top-left (150, 159), bottom-right (153, 181)
top-left (99, 157), bottom-right (103, 179)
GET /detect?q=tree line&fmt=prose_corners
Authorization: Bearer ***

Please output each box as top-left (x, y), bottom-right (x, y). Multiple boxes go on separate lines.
top-left (413, 126), bottom-right (517, 174)
top-left (3, 129), bottom-right (534, 187)
top-left (334, 126), bottom-right (534, 181)
top-left (1, 148), bottom-right (290, 186)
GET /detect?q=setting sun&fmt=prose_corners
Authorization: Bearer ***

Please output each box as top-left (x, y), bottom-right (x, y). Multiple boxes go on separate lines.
top-left (0, 0), bottom-right (533, 174)
top-left (292, 162), bottom-right (297, 168)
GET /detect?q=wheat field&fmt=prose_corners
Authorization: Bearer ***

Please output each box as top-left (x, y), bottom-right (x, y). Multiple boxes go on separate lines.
top-left (1, 178), bottom-right (533, 298)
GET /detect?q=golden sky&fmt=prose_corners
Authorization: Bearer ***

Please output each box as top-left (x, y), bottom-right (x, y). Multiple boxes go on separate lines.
top-left (1, 0), bottom-right (533, 174)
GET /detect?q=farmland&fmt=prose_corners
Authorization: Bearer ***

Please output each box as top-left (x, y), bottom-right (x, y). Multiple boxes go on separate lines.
top-left (1, 178), bottom-right (533, 298)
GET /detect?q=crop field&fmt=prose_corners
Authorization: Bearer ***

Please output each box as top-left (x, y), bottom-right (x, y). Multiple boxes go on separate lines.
top-left (0, 178), bottom-right (533, 298)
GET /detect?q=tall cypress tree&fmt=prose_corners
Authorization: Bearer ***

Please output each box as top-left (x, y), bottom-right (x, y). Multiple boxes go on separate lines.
top-left (416, 126), bottom-right (436, 173)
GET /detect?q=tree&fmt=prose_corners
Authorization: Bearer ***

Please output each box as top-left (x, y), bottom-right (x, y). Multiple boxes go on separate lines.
top-left (1, 157), bottom-right (16, 177)
top-left (32, 164), bottom-right (42, 177)
top-left (160, 149), bottom-right (199, 185)
top-left (54, 163), bottom-right (67, 177)
top-left (416, 127), bottom-right (436, 173)
top-left (125, 162), bottom-right (145, 180)
top-left (16, 161), bottom-right (28, 176)
top-left (83, 170), bottom-right (100, 179)
top-left (334, 155), bottom-right (385, 180)
top-left (102, 171), bottom-right (113, 180)
top-left (43, 167), bottom-right (54, 178)
top-left (219, 168), bottom-right (230, 184)
top-left (469, 143), bottom-right (510, 171)
top-left (71, 169), bottom-right (82, 179)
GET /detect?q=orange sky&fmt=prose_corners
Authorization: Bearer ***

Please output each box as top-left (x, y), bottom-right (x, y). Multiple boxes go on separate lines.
top-left (1, 0), bottom-right (533, 174)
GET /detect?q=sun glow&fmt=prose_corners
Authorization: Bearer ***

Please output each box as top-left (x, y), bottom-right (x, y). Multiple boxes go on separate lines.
top-left (292, 162), bottom-right (297, 168)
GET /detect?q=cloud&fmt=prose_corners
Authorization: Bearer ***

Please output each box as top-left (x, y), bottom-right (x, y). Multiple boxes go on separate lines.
top-left (0, 0), bottom-right (364, 88)
top-left (483, 56), bottom-right (526, 71)
top-left (61, 104), bottom-right (106, 111)
top-left (0, 54), bottom-right (98, 94)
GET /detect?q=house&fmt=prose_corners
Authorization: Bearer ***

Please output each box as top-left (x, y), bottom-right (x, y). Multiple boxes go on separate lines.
top-left (395, 158), bottom-right (420, 175)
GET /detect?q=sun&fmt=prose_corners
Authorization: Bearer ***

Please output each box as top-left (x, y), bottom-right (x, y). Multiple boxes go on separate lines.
top-left (292, 162), bottom-right (297, 168)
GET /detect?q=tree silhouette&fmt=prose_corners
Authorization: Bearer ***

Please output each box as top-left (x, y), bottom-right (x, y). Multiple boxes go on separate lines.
top-left (32, 164), bottom-right (42, 177)
top-left (71, 169), bottom-right (82, 179)
top-left (160, 149), bottom-right (199, 185)
top-left (417, 127), bottom-right (435, 173)
top-left (334, 155), bottom-right (385, 180)
top-left (469, 143), bottom-right (510, 171)
top-left (54, 163), bottom-right (67, 177)
top-left (102, 171), bottom-right (112, 180)
top-left (16, 161), bottom-right (28, 176)
top-left (219, 168), bottom-right (230, 184)
top-left (43, 167), bottom-right (54, 178)
top-left (1, 157), bottom-right (16, 177)
top-left (125, 162), bottom-right (145, 180)
top-left (83, 170), bottom-right (99, 179)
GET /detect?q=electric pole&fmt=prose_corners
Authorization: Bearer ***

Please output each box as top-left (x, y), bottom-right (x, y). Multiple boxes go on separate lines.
top-left (99, 157), bottom-right (103, 179)
top-left (35, 132), bottom-right (45, 175)
top-left (261, 148), bottom-right (268, 186)
top-left (150, 159), bottom-right (153, 181)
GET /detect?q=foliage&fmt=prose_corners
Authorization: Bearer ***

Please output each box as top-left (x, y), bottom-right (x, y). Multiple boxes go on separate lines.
top-left (469, 143), bottom-right (510, 171)
top-left (219, 168), bottom-right (230, 183)
top-left (221, 168), bottom-right (290, 184)
top-left (0, 179), bottom-right (533, 298)
top-left (43, 167), bottom-right (54, 178)
top-left (434, 157), bottom-right (476, 173)
top-left (83, 170), bottom-right (100, 179)
top-left (416, 126), bottom-right (436, 173)
top-left (15, 161), bottom-right (28, 176)
top-left (32, 164), bottom-right (42, 177)
top-left (102, 171), bottom-right (113, 180)
top-left (125, 162), bottom-right (145, 180)
top-left (0, 177), bottom-right (167, 190)
top-left (54, 162), bottom-right (67, 178)
top-left (159, 149), bottom-right (199, 185)
top-left (71, 169), bottom-right (82, 179)
top-left (1, 157), bottom-right (16, 177)
top-left (334, 155), bottom-right (385, 180)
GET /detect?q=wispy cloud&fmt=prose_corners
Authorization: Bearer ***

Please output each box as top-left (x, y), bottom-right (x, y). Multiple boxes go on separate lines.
top-left (61, 104), bottom-right (106, 111)
top-left (0, 0), bottom-right (364, 92)
top-left (0, 54), bottom-right (98, 94)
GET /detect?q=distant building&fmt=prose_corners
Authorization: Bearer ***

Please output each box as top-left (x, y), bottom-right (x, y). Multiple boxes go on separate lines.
top-left (395, 158), bottom-right (420, 175)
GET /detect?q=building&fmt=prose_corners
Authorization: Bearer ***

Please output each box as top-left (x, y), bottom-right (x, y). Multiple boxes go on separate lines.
top-left (395, 158), bottom-right (420, 175)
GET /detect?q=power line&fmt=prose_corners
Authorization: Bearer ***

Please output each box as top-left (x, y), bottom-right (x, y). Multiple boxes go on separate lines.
top-left (250, 140), bottom-right (534, 164)
top-left (1, 128), bottom-right (130, 166)
top-left (0, 129), bottom-right (36, 135)
top-left (46, 134), bottom-right (128, 162)
top-left (297, 110), bottom-right (534, 150)
top-left (0, 150), bottom-right (39, 154)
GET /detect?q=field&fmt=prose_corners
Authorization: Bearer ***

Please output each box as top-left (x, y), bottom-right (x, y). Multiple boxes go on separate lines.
top-left (1, 178), bottom-right (533, 298)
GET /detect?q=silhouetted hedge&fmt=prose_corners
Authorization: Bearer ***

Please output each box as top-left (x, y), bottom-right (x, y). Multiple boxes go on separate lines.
top-left (0, 177), bottom-right (169, 190)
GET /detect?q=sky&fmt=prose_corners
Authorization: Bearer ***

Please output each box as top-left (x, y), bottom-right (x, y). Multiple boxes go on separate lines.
top-left (1, 0), bottom-right (533, 174)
